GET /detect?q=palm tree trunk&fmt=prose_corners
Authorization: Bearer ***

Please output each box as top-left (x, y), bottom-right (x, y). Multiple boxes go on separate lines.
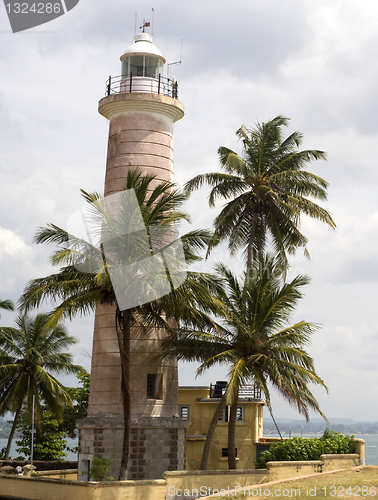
top-left (227, 390), bottom-right (238, 469)
top-left (116, 310), bottom-right (131, 481)
top-left (267, 402), bottom-right (283, 441)
top-left (4, 405), bottom-right (22, 460)
top-left (246, 214), bottom-right (258, 273)
top-left (200, 390), bottom-right (228, 470)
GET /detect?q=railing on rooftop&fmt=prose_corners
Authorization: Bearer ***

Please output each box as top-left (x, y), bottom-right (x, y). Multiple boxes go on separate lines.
top-left (239, 385), bottom-right (262, 399)
top-left (104, 74), bottom-right (179, 99)
top-left (209, 383), bottom-right (263, 400)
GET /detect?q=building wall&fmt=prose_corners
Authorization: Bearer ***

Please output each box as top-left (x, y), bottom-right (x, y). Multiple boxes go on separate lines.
top-left (179, 387), bottom-right (265, 471)
top-left (88, 92), bottom-right (185, 419)
top-left (88, 305), bottom-right (179, 418)
top-left (104, 112), bottom-right (175, 195)
top-left (77, 415), bottom-right (186, 480)
top-left (0, 453), bottom-right (364, 500)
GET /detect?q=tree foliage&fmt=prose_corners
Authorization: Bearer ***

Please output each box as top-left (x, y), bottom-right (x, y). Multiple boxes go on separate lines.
top-left (164, 253), bottom-right (328, 469)
top-left (255, 430), bottom-right (356, 469)
top-left (61, 371), bottom-right (90, 439)
top-left (180, 116), bottom-right (335, 469)
top-left (15, 408), bottom-right (67, 461)
top-left (6, 372), bottom-right (90, 461)
top-left (185, 116), bottom-right (335, 270)
top-left (0, 313), bottom-right (84, 459)
top-left (0, 300), bottom-right (14, 317)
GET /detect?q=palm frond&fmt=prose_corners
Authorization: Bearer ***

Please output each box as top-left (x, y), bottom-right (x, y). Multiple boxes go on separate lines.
top-left (185, 115), bottom-right (335, 268)
top-left (170, 253), bottom-right (327, 421)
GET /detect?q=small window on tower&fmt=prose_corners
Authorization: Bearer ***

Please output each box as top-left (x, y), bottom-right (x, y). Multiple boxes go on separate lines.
top-left (221, 448), bottom-right (237, 458)
top-left (179, 405), bottom-right (190, 420)
top-left (147, 373), bottom-right (163, 399)
top-left (107, 135), bottom-right (116, 161)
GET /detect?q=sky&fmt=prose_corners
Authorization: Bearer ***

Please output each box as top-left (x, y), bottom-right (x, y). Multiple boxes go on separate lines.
top-left (0, 0), bottom-right (378, 423)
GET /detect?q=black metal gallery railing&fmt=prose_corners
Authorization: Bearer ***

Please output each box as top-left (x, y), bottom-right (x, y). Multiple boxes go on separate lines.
top-left (210, 382), bottom-right (263, 400)
top-left (105, 74), bottom-right (179, 99)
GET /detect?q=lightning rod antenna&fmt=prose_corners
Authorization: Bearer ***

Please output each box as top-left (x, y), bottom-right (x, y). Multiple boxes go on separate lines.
top-left (151, 8), bottom-right (155, 35)
top-left (167, 39), bottom-right (184, 78)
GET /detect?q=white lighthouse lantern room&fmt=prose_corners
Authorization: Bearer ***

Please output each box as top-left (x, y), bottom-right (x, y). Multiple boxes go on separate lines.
top-left (120, 31), bottom-right (165, 93)
top-left (104, 30), bottom-right (178, 98)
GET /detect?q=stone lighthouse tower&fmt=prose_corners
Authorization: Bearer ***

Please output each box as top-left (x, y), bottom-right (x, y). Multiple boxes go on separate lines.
top-left (77, 28), bottom-right (186, 480)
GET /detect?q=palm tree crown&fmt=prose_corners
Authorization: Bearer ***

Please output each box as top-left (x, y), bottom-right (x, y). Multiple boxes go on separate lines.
top-left (164, 253), bottom-right (328, 468)
top-left (185, 115), bottom-right (336, 269)
top-left (18, 169), bottom-right (221, 479)
top-left (0, 313), bottom-right (84, 459)
top-left (19, 169), bottom-right (214, 325)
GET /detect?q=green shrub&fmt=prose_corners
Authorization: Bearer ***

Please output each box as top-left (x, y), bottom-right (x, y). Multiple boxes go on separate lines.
top-left (81, 456), bottom-right (113, 481)
top-left (255, 430), bottom-right (355, 469)
top-left (320, 428), bottom-right (356, 454)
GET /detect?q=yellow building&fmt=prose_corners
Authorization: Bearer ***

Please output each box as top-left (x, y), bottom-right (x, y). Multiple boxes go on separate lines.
top-left (178, 382), bottom-right (266, 471)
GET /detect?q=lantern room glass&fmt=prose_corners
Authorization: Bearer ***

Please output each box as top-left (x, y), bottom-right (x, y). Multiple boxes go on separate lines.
top-left (122, 56), bottom-right (163, 79)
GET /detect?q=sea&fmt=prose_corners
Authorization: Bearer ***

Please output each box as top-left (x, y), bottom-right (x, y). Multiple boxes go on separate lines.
top-left (360, 434), bottom-right (378, 465)
top-left (1, 434), bottom-right (378, 465)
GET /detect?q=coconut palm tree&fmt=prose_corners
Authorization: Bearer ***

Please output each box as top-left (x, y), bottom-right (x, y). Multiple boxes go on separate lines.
top-left (0, 300), bottom-right (14, 317)
top-left (19, 169), bottom-right (221, 480)
top-left (164, 253), bottom-right (328, 469)
top-left (185, 116), bottom-right (336, 270)
top-left (0, 313), bottom-right (84, 459)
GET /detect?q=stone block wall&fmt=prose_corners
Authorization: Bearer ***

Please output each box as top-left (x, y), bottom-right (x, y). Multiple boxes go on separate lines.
top-left (77, 414), bottom-right (187, 480)
top-left (129, 427), bottom-right (185, 479)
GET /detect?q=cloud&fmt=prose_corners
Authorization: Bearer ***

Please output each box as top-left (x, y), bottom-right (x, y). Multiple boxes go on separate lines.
top-left (0, 227), bottom-right (35, 295)
top-left (0, 227), bottom-right (31, 264)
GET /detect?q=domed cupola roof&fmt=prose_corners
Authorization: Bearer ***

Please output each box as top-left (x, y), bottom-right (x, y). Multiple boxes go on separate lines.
top-left (120, 32), bottom-right (166, 63)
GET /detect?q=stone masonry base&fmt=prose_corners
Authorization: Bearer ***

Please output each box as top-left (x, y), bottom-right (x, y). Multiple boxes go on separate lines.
top-left (77, 414), bottom-right (186, 480)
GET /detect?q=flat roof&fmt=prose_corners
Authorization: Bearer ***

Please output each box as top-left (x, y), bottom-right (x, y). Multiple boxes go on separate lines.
top-left (179, 386), bottom-right (208, 390)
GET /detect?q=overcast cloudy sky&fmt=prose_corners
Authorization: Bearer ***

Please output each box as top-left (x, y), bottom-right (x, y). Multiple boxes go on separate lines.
top-left (1, 0), bottom-right (378, 423)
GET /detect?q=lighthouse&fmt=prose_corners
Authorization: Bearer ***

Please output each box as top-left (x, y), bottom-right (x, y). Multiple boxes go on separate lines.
top-left (77, 27), bottom-right (186, 480)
